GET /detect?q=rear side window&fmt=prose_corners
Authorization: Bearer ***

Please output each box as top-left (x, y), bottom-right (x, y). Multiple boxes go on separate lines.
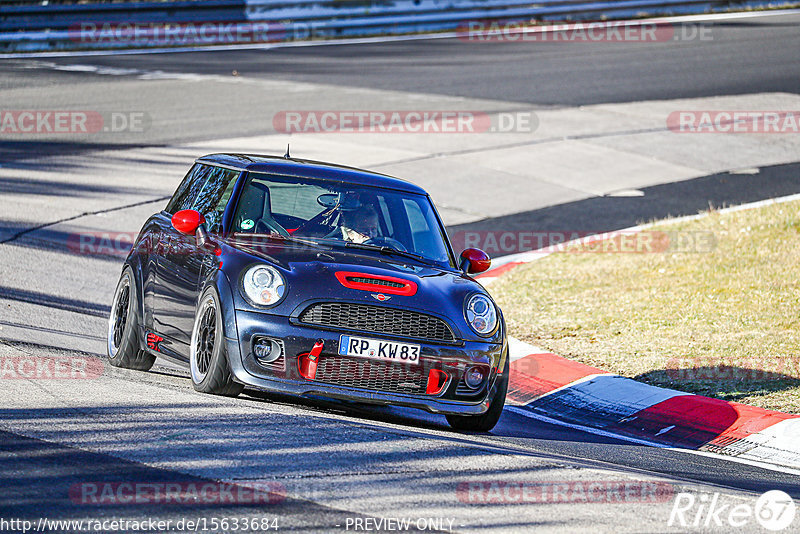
top-left (402, 198), bottom-right (442, 260)
top-left (191, 167), bottom-right (239, 232)
top-left (165, 164), bottom-right (210, 215)
top-left (165, 164), bottom-right (239, 232)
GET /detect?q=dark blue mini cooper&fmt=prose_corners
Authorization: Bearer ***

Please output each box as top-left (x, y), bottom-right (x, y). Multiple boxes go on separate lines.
top-left (108, 154), bottom-right (508, 431)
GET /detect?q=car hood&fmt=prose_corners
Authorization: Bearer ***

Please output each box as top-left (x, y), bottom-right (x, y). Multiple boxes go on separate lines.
top-left (221, 239), bottom-right (500, 343)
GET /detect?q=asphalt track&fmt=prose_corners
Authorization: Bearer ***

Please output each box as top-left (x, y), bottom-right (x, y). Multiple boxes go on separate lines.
top-left (1, 11), bottom-right (799, 158)
top-left (1, 10), bottom-right (800, 533)
top-left (29, 12), bottom-right (800, 107)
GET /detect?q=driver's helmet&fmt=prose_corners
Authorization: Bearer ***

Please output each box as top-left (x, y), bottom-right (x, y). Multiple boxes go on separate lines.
top-left (341, 204), bottom-right (380, 242)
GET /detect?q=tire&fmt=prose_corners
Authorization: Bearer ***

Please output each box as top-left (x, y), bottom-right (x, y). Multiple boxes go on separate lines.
top-left (446, 356), bottom-right (509, 432)
top-left (107, 267), bottom-right (156, 371)
top-left (189, 287), bottom-right (244, 397)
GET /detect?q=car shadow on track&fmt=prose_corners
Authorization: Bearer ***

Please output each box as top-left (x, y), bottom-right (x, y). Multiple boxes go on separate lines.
top-left (241, 387), bottom-right (647, 448)
top-left (0, 429), bottom-right (428, 532)
top-left (241, 388), bottom-right (454, 433)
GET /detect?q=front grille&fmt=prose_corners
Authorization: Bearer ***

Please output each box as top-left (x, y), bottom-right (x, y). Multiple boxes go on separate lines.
top-left (315, 355), bottom-right (434, 395)
top-left (299, 302), bottom-right (456, 342)
top-left (347, 276), bottom-right (405, 289)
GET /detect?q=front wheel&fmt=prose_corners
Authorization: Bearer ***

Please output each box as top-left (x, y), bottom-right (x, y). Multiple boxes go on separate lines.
top-left (107, 267), bottom-right (156, 371)
top-left (190, 287), bottom-right (243, 397)
top-left (446, 356), bottom-right (509, 432)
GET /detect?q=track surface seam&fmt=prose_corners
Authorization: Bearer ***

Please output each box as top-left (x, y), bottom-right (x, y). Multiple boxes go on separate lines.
top-left (0, 195), bottom-right (169, 246)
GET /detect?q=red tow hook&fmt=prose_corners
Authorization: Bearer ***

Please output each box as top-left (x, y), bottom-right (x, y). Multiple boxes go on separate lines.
top-left (426, 369), bottom-right (449, 395)
top-left (298, 339), bottom-right (325, 380)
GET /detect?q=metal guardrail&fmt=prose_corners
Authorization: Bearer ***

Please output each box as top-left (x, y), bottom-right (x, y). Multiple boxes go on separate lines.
top-left (0, 0), bottom-right (763, 53)
top-left (1, 0), bottom-right (246, 31)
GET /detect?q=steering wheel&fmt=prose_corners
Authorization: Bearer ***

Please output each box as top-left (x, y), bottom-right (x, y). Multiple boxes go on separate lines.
top-left (293, 209), bottom-right (337, 238)
top-left (256, 218), bottom-right (290, 237)
top-left (365, 237), bottom-right (408, 252)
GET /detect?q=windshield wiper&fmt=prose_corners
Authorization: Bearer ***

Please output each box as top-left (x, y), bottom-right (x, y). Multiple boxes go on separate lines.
top-left (231, 232), bottom-right (323, 249)
top-left (342, 241), bottom-right (434, 265)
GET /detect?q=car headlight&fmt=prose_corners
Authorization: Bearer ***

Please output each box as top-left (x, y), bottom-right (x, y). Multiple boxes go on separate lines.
top-left (242, 265), bottom-right (286, 306)
top-left (465, 293), bottom-right (497, 336)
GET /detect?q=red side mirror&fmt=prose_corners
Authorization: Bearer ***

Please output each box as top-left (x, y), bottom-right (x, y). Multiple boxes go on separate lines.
top-left (172, 209), bottom-right (205, 235)
top-left (460, 248), bottom-right (491, 274)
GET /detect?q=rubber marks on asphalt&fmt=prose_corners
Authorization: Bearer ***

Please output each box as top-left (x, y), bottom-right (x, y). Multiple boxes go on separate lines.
top-left (507, 341), bottom-right (800, 470)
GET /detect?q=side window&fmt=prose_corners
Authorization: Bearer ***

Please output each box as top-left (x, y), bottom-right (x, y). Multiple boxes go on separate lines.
top-left (403, 199), bottom-right (430, 234)
top-left (377, 196), bottom-right (394, 236)
top-left (190, 167), bottom-right (239, 233)
top-left (402, 198), bottom-right (437, 258)
top-left (165, 164), bottom-right (210, 215)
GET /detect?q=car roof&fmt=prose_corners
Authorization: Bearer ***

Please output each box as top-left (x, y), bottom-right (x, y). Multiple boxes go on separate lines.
top-left (196, 153), bottom-right (427, 195)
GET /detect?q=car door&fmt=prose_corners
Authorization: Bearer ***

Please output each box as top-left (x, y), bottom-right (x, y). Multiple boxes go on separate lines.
top-left (152, 164), bottom-right (238, 354)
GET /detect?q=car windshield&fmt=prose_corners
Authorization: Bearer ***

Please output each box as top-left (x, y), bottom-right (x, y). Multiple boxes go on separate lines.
top-left (231, 172), bottom-right (454, 267)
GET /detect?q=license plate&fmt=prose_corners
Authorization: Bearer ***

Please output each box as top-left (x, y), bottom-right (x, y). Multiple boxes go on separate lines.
top-left (338, 335), bottom-right (420, 365)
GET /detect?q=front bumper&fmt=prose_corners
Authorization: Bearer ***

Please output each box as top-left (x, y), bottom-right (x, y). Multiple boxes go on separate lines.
top-left (226, 309), bottom-right (507, 416)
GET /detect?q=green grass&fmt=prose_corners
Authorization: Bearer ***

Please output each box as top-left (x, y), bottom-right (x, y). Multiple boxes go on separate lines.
top-left (489, 200), bottom-right (800, 413)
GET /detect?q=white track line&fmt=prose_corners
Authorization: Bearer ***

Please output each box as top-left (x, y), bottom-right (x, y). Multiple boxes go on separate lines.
top-left (507, 406), bottom-right (800, 476)
top-left (2, 9), bottom-right (799, 59)
top-left (491, 191), bottom-right (800, 270)
top-left (620, 192), bottom-right (800, 233)
top-left (502, 191), bottom-right (800, 475)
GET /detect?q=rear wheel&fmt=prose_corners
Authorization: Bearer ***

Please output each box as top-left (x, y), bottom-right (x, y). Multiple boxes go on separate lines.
top-left (190, 287), bottom-right (244, 397)
top-left (446, 357), bottom-right (509, 432)
top-left (107, 267), bottom-right (156, 371)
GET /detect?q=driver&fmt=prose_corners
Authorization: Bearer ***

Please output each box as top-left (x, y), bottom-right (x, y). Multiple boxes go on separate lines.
top-left (340, 204), bottom-right (380, 243)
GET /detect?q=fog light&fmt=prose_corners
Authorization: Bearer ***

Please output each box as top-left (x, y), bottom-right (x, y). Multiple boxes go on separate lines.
top-left (464, 366), bottom-right (485, 389)
top-left (253, 337), bottom-right (280, 364)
